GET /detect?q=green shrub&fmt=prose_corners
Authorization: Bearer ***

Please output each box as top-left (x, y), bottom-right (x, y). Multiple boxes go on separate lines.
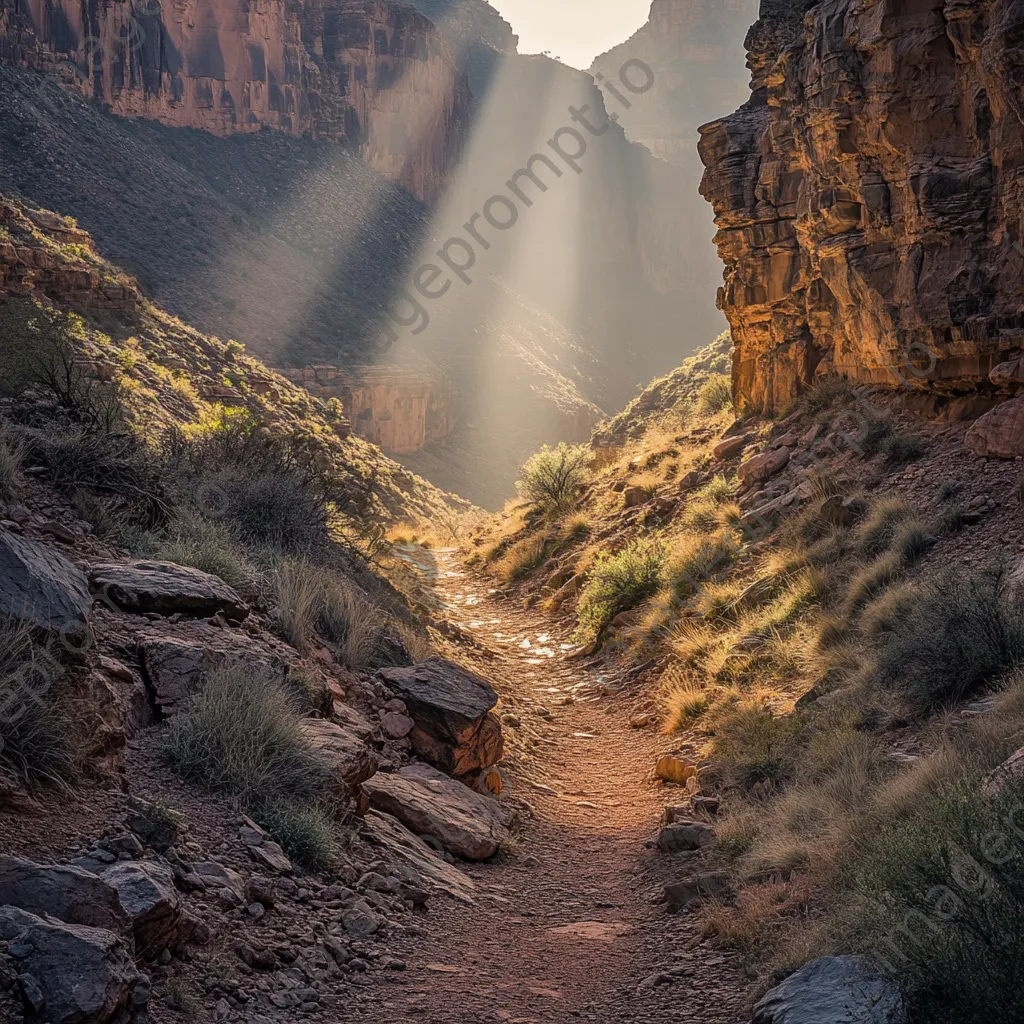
top-left (707, 705), bottom-right (802, 792)
top-left (576, 540), bottom-right (664, 642)
top-left (667, 530), bottom-right (739, 599)
top-left (516, 443), bottom-right (590, 515)
top-left (165, 667), bottom-right (333, 804)
top-left (697, 375), bottom-right (733, 415)
top-left (865, 567), bottom-right (1024, 716)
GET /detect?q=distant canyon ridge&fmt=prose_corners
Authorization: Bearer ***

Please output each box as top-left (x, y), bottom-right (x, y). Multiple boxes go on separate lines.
top-left (0, 0), bottom-right (757, 505)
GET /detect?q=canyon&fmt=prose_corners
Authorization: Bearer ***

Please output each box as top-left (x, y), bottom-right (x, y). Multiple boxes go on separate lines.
top-left (699, 0), bottom-right (1024, 417)
top-left (0, 0), bottom-right (468, 203)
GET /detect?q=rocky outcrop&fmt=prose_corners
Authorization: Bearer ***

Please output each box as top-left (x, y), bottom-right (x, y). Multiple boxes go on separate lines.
top-left (0, 906), bottom-right (143, 1024)
top-left (0, 0), bottom-right (468, 203)
top-left (88, 561), bottom-right (247, 620)
top-left (301, 719), bottom-right (380, 787)
top-left (699, 0), bottom-right (1024, 416)
top-left (0, 529), bottom-right (92, 640)
top-left (752, 955), bottom-right (905, 1024)
top-left (362, 762), bottom-right (510, 860)
top-left (100, 861), bottom-right (188, 959)
top-left (376, 657), bottom-right (503, 777)
top-left (280, 364), bottom-right (456, 453)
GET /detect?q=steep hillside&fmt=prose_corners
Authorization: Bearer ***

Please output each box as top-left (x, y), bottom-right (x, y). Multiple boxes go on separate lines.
top-left (464, 332), bottom-right (1024, 1021)
top-left (0, 0), bottom-right (469, 203)
top-left (699, 0), bottom-right (1024, 417)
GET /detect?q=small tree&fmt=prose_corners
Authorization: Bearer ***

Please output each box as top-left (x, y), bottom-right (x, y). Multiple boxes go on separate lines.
top-left (516, 443), bottom-right (590, 515)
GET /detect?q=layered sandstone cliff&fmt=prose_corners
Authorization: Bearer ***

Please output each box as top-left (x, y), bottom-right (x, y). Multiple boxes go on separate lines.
top-left (699, 0), bottom-right (1024, 415)
top-left (0, 0), bottom-right (468, 203)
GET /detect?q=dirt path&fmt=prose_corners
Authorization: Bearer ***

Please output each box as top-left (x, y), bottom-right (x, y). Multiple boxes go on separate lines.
top-left (357, 548), bottom-right (749, 1024)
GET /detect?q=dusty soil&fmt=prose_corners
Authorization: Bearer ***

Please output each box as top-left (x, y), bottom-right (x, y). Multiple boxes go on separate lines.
top-left (357, 548), bottom-right (748, 1024)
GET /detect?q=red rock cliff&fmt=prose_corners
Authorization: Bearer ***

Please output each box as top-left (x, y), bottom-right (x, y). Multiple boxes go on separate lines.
top-left (0, 0), bottom-right (468, 203)
top-left (699, 0), bottom-right (1024, 415)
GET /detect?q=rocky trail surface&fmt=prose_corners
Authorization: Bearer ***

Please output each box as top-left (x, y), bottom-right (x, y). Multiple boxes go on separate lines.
top-left (357, 547), bottom-right (748, 1024)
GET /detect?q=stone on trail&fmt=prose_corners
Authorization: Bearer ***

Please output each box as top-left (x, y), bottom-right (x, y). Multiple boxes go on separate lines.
top-left (657, 820), bottom-right (715, 852)
top-left (0, 857), bottom-right (129, 934)
top-left (752, 956), bottom-right (905, 1024)
top-left (655, 754), bottom-right (697, 786)
top-left (0, 531), bottom-right (91, 639)
top-left (363, 810), bottom-right (476, 903)
top-left (375, 658), bottom-right (504, 776)
top-left (362, 762), bottom-right (510, 861)
top-left (301, 719), bottom-right (379, 787)
top-left (88, 560), bottom-right (248, 619)
top-left (101, 861), bottom-right (187, 958)
top-left (0, 905), bottom-right (142, 1024)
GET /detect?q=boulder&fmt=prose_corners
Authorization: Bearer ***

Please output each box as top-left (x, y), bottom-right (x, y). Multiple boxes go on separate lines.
top-left (752, 956), bottom-right (905, 1024)
top-left (301, 719), bottom-right (378, 787)
top-left (341, 899), bottom-right (382, 938)
top-left (0, 906), bottom-right (141, 1024)
top-left (101, 861), bottom-right (184, 958)
top-left (139, 631), bottom-right (288, 716)
top-left (362, 811), bottom-right (476, 904)
top-left (376, 658), bottom-right (503, 776)
top-left (964, 396), bottom-right (1024, 458)
top-left (655, 755), bottom-right (697, 786)
top-left (0, 532), bottom-right (91, 640)
top-left (88, 560), bottom-right (247, 619)
top-left (381, 712), bottom-right (415, 739)
top-left (990, 358), bottom-right (1024, 388)
top-left (0, 858), bottom-right (128, 934)
top-left (738, 447), bottom-right (791, 486)
top-left (362, 762), bottom-right (510, 861)
top-left (713, 434), bottom-right (751, 460)
top-left (623, 485), bottom-right (653, 508)
top-left (657, 820), bottom-right (715, 852)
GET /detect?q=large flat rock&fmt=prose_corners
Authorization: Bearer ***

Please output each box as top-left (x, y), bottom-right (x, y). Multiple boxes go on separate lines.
top-left (301, 719), bottom-right (378, 788)
top-left (362, 762), bottom-right (510, 861)
top-left (376, 658), bottom-right (503, 776)
top-left (0, 906), bottom-right (141, 1024)
top-left (89, 560), bottom-right (247, 619)
top-left (0, 531), bottom-right (91, 639)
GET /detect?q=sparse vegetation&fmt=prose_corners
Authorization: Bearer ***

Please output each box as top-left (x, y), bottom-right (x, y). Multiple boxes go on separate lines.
top-left (698, 374), bottom-right (733, 415)
top-left (0, 421), bottom-right (26, 499)
top-left (516, 443), bottom-right (590, 516)
top-left (575, 540), bottom-right (664, 643)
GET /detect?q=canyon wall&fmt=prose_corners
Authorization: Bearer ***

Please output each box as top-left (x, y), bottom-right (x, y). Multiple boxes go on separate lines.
top-left (280, 363), bottom-right (455, 452)
top-left (0, 0), bottom-right (468, 203)
top-left (699, 0), bottom-right (1024, 415)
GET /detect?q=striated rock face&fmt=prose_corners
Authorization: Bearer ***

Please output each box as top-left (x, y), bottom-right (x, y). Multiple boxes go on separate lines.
top-left (699, 0), bottom-right (1024, 415)
top-left (280, 363), bottom-right (455, 452)
top-left (0, 0), bottom-right (468, 203)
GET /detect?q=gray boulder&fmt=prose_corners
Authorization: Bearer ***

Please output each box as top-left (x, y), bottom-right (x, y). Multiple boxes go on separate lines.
top-left (0, 857), bottom-right (128, 934)
top-left (89, 560), bottom-right (247, 619)
top-left (375, 658), bottom-right (503, 776)
top-left (753, 956), bottom-right (906, 1024)
top-left (657, 820), bottom-right (715, 852)
top-left (0, 532), bottom-right (91, 640)
top-left (0, 906), bottom-right (141, 1024)
top-left (101, 861), bottom-right (185, 959)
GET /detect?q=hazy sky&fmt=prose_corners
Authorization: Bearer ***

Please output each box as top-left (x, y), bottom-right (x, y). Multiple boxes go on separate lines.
top-left (489, 0), bottom-right (654, 70)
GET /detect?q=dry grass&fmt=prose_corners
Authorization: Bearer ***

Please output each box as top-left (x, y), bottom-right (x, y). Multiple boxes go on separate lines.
top-left (492, 534), bottom-right (550, 584)
top-left (0, 421), bottom-right (27, 499)
top-left (660, 666), bottom-right (712, 732)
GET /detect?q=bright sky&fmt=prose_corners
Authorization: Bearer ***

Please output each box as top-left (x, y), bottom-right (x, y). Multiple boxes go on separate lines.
top-left (489, 0), bottom-right (654, 70)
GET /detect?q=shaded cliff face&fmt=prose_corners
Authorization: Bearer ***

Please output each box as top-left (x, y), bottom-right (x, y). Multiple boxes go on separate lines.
top-left (0, 0), bottom-right (468, 203)
top-left (699, 0), bottom-right (1024, 415)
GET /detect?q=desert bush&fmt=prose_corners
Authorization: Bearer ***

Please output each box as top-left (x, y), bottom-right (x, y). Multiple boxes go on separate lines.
top-left (165, 667), bottom-right (333, 804)
top-left (706, 704), bottom-right (802, 793)
top-left (850, 775), bottom-right (1024, 1024)
top-left (667, 530), bottom-right (739, 599)
top-left (0, 422), bottom-right (26, 499)
top-left (493, 534), bottom-right (549, 584)
top-left (864, 566), bottom-right (1024, 716)
top-left (576, 540), bottom-right (664, 643)
top-left (156, 512), bottom-right (259, 591)
top-left (0, 621), bottom-right (81, 787)
top-left (516, 443), bottom-right (590, 515)
top-left (660, 667), bottom-right (711, 732)
top-left (250, 798), bottom-right (340, 871)
top-left (803, 375), bottom-right (854, 412)
top-left (698, 375), bottom-right (733, 416)
top-left (273, 560), bottom-right (386, 669)
top-left (880, 431), bottom-right (925, 465)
